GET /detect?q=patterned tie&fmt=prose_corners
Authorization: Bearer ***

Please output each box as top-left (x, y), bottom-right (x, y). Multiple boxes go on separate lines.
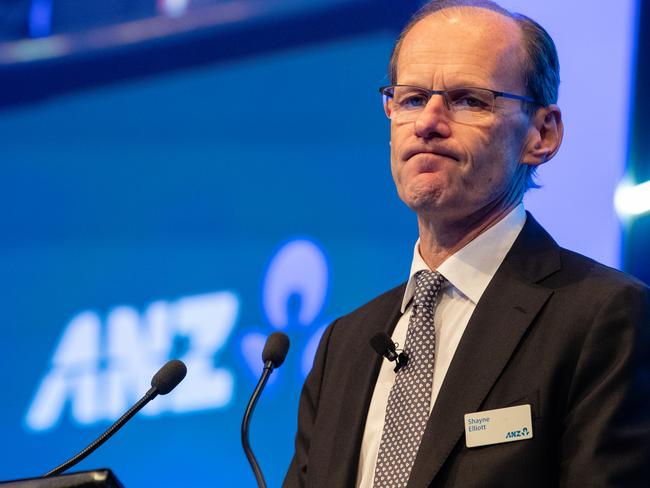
top-left (373, 270), bottom-right (445, 488)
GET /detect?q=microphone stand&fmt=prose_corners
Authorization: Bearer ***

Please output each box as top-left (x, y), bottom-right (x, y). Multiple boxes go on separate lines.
top-left (241, 360), bottom-right (274, 488)
top-left (42, 359), bottom-right (186, 479)
top-left (44, 387), bottom-right (159, 477)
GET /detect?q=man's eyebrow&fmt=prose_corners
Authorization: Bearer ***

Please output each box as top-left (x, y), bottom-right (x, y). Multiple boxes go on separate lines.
top-left (396, 75), bottom-right (494, 90)
top-left (441, 75), bottom-right (495, 89)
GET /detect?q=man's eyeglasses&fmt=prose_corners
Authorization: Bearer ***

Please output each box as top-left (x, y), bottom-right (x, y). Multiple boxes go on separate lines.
top-left (379, 85), bottom-right (539, 125)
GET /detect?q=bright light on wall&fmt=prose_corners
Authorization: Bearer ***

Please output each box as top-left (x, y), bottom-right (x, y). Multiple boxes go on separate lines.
top-left (500, 0), bottom-right (637, 269)
top-left (614, 180), bottom-right (650, 217)
top-left (157, 0), bottom-right (190, 17)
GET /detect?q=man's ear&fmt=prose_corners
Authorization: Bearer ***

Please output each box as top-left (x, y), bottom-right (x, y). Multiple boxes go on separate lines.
top-left (521, 104), bottom-right (563, 166)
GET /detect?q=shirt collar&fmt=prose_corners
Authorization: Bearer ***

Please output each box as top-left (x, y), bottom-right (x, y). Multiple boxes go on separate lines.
top-left (401, 204), bottom-right (527, 312)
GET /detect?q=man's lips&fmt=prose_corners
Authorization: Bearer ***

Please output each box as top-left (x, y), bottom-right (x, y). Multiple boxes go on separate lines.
top-left (403, 148), bottom-right (458, 162)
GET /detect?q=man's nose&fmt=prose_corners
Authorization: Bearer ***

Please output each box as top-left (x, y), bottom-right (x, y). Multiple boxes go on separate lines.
top-left (414, 94), bottom-right (452, 139)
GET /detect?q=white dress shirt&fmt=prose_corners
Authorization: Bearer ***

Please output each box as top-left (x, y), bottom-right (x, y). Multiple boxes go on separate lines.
top-left (355, 204), bottom-right (527, 487)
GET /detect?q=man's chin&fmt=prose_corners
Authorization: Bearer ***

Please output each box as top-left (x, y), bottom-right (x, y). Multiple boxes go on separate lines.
top-left (401, 189), bottom-right (445, 214)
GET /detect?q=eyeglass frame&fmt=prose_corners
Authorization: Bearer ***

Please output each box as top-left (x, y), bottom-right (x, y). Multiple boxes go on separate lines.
top-left (378, 84), bottom-right (541, 121)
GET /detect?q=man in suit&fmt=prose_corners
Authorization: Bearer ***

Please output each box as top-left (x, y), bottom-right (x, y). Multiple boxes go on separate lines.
top-left (284, 1), bottom-right (650, 486)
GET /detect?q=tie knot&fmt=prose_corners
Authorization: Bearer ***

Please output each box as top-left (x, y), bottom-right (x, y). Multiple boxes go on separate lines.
top-left (413, 270), bottom-right (445, 310)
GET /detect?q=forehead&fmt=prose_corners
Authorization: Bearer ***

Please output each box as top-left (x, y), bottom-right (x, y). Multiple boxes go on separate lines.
top-left (397, 7), bottom-right (526, 90)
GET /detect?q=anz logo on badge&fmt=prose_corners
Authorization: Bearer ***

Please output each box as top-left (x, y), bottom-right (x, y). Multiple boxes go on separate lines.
top-left (25, 239), bottom-right (330, 432)
top-left (505, 427), bottom-right (531, 439)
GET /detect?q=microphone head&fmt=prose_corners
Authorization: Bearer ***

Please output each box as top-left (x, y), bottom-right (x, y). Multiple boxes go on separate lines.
top-left (262, 332), bottom-right (290, 368)
top-left (151, 359), bottom-right (187, 395)
top-left (370, 332), bottom-right (396, 356)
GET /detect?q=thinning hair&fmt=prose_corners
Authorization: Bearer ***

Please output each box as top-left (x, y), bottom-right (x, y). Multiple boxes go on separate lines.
top-left (388, 0), bottom-right (561, 195)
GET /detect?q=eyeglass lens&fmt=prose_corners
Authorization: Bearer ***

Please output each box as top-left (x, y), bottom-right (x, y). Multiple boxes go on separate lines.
top-left (383, 86), bottom-right (497, 124)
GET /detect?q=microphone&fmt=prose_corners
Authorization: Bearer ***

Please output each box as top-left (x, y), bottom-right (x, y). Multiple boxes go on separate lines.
top-left (370, 332), bottom-right (409, 372)
top-left (242, 332), bottom-right (290, 488)
top-left (43, 359), bottom-right (187, 478)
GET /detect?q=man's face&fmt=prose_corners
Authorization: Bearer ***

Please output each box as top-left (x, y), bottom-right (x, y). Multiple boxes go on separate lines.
top-left (390, 8), bottom-right (534, 223)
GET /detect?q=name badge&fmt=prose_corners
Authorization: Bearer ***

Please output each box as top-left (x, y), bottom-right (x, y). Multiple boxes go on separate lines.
top-left (464, 404), bottom-right (533, 448)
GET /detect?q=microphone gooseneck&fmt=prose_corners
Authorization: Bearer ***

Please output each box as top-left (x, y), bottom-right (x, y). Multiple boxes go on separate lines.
top-left (242, 332), bottom-right (290, 488)
top-left (43, 359), bottom-right (187, 478)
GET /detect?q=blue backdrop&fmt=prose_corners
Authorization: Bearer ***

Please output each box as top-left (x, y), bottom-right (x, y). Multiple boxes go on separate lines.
top-left (1, 32), bottom-right (415, 486)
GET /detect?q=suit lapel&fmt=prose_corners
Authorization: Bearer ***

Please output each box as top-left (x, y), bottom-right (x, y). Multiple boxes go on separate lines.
top-left (408, 214), bottom-right (561, 487)
top-left (325, 285), bottom-right (406, 487)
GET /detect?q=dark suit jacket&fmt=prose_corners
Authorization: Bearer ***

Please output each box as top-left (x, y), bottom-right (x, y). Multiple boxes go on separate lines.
top-left (283, 215), bottom-right (650, 487)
